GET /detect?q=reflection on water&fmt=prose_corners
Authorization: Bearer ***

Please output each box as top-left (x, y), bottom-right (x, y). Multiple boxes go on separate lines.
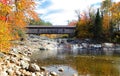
top-left (30, 43), bottom-right (120, 76)
top-left (30, 50), bottom-right (57, 60)
top-left (30, 44), bottom-right (120, 60)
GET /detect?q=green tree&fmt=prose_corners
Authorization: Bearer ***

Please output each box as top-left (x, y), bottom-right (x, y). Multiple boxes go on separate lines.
top-left (29, 19), bottom-right (52, 26)
top-left (93, 9), bottom-right (103, 41)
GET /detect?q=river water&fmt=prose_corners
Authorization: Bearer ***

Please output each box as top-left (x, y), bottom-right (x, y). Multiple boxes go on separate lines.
top-left (30, 42), bottom-right (120, 76)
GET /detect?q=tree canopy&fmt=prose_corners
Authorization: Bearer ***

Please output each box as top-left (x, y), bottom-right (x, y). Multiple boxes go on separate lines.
top-left (29, 19), bottom-right (52, 26)
top-left (73, 0), bottom-right (120, 42)
top-left (0, 0), bottom-right (39, 52)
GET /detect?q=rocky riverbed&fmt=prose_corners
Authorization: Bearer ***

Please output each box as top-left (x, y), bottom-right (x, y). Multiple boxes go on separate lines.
top-left (0, 34), bottom-right (119, 76)
top-left (0, 35), bottom-right (78, 76)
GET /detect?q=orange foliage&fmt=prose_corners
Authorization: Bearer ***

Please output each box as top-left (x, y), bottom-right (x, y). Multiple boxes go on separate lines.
top-left (110, 2), bottom-right (120, 23)
top-left (76, 12), bottom-right (92, 38)
top-left (102, 14), bottom-right (110, 31)
top-left (0, 0), bottom-right (39, 52)
top-left (0, 21), bottom-right (12, 52)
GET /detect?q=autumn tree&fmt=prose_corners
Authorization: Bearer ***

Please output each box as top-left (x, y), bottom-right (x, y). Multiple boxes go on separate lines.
top-left (0, 0), bottom-right (39, 52)
top-left (110, 2), bottom-right (120, 31)
top-left (102, 14), bottom-right (110, 36)
top-left (109, 2), bottom-right (120, 42)
top-left (101, 0), bottom-right (112, 14)
top-left (100, 0), bottom-right (113, 41)
top-left (76, 11), bottom-right (93, 38)
top-left (68, 20), bottom-right (77, 26)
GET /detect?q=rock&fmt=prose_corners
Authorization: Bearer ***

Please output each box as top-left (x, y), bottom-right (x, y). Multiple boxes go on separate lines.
top-left (15, 70), bottom-right (21, 76)
top-left (0, 52), bottom-right (5, 58)
top-left (35, 72), bottom-right (41, 76)
top-left (7, 68), bottom-right (14, 76)
top-left (39, 47), bottom-right (46, 50)
top-left (20, 60), bottom-right (29, 69)
top-left (40, 67), bottom-right (46, 71)
top-left (10, 48), bottom-right (18, 54)
top-left (73, 73), bottom-right (78, 76)
top-left (19, 42), bottom-right (25, 45)
top-left (50, 71), bottom-right (58, 76)
top-left (32, 73), bottom-right (36, 76)
top-left (10, 56), bottom-right (17, 63)
top-left (0, 71), bottom-right (8, 76)
top-left (28, 63), bottom-right (40, 72)
top-left (21, 56), bottom-right (30, 62)
top-left (24, 71), bottom-right (31, 76)
top-left (58, 67), bottom-right (64, 72)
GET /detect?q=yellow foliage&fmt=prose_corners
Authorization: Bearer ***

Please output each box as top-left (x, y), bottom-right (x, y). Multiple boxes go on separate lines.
top-left (102, 14), bottom-right (110, 31)
top-left (0, 0), bottom-right (39, 52)
top-left (0, 21), bottom-right (12, 52)
top-left (110, 2), bottom-right (120, 23)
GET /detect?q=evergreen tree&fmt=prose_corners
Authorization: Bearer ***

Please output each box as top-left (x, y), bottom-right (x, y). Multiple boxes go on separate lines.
top-left (93, 9), bottom-right (103, 41)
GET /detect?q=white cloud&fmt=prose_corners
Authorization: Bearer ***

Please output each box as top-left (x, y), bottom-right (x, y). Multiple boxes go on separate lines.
top-left (36, 0), bottom-right (120, 25)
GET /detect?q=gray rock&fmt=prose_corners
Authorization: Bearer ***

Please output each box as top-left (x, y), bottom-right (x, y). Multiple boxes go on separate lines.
top-left (21, 56), bottom-right (30, 62)
top-left (10, 56), bottom-right (17, 63)
top-left (0, 52), bottom-right (5, 58)
top-left (20, 60), bottom-right (29, 69)
top-left (39, 47), bottom-right (46, 50)
top-left (58, 67), bottom-right (64, 72)
top-left (10, 48), bottom-right (18, 54)
top-left (50, 71), bottom-right (58, 76)
top-left (28, 63), bottom-right (40, 72)
top-left (40, 67), bottom-right (46, 71)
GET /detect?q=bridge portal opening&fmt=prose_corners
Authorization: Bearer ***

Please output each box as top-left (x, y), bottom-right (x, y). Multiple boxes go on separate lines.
top-left (40, 34), bottom-right (69, 38)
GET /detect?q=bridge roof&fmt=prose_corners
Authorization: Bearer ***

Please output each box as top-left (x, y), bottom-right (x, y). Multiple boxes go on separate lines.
top-left (27, 25), bottom-right (76, 28)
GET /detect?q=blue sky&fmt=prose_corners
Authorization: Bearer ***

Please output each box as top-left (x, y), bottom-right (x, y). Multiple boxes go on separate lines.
top-left (35, 0), bottom-right (120, 25)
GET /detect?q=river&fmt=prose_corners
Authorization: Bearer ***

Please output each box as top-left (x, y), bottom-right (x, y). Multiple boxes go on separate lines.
top-left (30, 39), bottom-right (120, 76)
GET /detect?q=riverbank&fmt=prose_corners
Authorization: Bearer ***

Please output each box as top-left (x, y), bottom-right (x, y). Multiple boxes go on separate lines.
top-left (0, 35), bottom-right (64, 76)
top-left (0, 34), bottom-right (119, 76)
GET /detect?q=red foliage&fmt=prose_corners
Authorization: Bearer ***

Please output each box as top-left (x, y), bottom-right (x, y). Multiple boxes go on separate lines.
top-left (0, 0), bottom-right (7, 4)
top-left (68, 20), bottom-right (77, 26)
top-left (0, 16), bottom-right (6, 21)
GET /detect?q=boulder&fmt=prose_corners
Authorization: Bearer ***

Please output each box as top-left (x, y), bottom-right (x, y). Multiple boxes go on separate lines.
top-left (0, 52), bottom-right (5, 58)
top-left (58, 67), bottom-right (64, 72)
top-left (50, 71), bottom-right (58, 76)
top-left (20, 60), bottom-right (29, 69)
top-left (40, 67), bottom-right (47, 71)
top-left (28, 63), bottom-right (40, 72)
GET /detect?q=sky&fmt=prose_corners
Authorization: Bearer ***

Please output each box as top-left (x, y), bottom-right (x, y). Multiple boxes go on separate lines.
top-left (35, 0), bottom-right (120, 25)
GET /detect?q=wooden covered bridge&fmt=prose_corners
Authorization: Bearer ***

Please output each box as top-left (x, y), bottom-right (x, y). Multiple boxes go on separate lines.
top-left (26, 25), bottom-right (76, 37)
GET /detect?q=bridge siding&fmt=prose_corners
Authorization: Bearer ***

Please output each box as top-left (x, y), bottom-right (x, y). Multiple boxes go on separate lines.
top-left (26, 26), bottom-right (76, 34)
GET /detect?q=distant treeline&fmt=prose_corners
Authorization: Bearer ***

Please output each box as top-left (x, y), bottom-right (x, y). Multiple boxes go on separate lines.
top-left (29, 19), bottom-right (52, 26)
